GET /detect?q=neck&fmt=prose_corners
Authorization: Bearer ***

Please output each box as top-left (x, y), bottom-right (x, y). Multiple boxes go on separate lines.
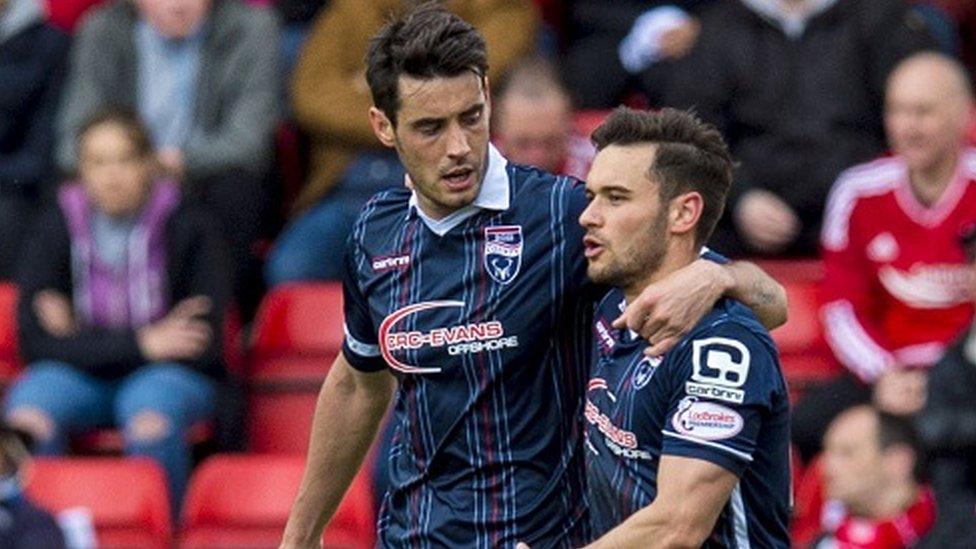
top-left (622, 239), bottom-right (698, 305)
top-left (909, 150), bottom-right (960, 206)
top-left (859, 482), bottom-right (918, 519)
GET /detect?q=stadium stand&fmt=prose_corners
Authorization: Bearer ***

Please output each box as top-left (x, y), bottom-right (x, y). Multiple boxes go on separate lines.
top-left (759, 260), bottom-right (842, 402)
top-left (247, 282), bottom-right (342, 453)
top-left (179, 454), bottom-right (375, 549)
top-left (25, 457), bottom-right (172, 549)
top-left (0, 282), bottom-right (21, 385)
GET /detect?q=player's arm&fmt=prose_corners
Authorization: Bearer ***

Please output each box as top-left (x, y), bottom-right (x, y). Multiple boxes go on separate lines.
top-left (584, 455), bottom-right (738, 548)
top-left (615, 258), bottom-right (787, 355)
top-left (280, 352), bottom-right (395, 549)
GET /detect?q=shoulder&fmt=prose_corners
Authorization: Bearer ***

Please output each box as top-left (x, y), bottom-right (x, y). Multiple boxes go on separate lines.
top-left (668, 301), bottom-right (780, 381)
top-left (509, 163), bottom-right (587, 219)
top-left (77, 0), bottom-right (134, 37)
top-left (348, 187), bottom-right (412, 242)
top-left (822, 155), bottom-right (904, 249)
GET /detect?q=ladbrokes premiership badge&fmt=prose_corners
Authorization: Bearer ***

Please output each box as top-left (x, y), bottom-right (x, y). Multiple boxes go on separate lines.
top-left (484, 225), bottom-right (522, 285)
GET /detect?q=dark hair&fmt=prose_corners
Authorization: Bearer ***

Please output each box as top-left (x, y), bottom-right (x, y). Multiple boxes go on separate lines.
top-left (76, 107), bottom-right (154, 158)
top-left (591, 107), bottom-right (734, 246)
top-left (365, 1), bottom-right (488, 125)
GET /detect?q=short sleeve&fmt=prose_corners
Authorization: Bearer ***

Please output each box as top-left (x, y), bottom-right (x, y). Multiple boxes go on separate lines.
top-left (340, 241), bottom-right (387, 373)
top-left (661, 321), bottom-right (781, 476)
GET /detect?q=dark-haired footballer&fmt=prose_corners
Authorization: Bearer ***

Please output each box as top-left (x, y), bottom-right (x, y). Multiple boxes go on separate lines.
top-left (281, 5), bottom-right (788, 548)
top-left (578, 108), bottom-right (790, 548)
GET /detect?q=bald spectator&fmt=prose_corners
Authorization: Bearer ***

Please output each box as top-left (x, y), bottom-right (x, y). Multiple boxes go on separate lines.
top-left (0, 0), bottom-right (69, 279)
top-left (792, 53), bottom-right (976, 462)
top-left (266, 0), bottom-right (536, 285)
top-left (492, 56), bottom-right (594, 180)
top-left (56, 0), bottom-right (280, 316)
top-left (665, 0), bottom-right (934, 257)
top-left (811, 406), bottom-right (936, 548)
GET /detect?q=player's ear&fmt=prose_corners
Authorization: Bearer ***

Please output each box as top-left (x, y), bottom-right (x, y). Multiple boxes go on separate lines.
top-left (669, 191), bottom-right (703, 237)
top-left (369, 107), bottom-right (397, 148)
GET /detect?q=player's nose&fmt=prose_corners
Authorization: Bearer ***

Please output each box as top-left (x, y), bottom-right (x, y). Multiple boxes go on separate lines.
top-left (579, 200), bottom-right (601, 228)
top-left (445, 123), bottom-right (471, 159)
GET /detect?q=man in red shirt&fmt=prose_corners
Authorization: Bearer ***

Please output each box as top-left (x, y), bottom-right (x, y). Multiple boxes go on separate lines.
top-left (810, 405), bottom-right (936, 549)
top-left (793, 51), bottom-right (976, 462)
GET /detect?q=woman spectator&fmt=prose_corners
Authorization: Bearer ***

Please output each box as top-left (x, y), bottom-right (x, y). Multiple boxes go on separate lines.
top-left (4, 109), bottom-right (231, 514)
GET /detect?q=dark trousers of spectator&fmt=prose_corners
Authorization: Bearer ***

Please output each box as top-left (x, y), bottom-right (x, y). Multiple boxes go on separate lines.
top-left (791, 372), bottom-right (872, 463)
top-left (185, 169), bottom-right (275, 320)
top-left (0, 192), bottom-right (36, 280)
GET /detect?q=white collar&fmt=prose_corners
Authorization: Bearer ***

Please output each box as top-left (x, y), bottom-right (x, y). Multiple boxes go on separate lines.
top-left (407, 144), bottom-right (510, 236)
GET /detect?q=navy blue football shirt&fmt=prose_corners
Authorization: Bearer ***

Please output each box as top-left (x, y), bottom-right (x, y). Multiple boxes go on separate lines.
top-left (342, 145), bottom-right (593, 547)
top-left (585, 286), bottom-right (791, 548)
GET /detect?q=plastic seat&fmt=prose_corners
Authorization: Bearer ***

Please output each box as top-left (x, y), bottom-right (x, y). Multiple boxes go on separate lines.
top-left (247, 391), bottom-right (318, 454)
top-left (179, 455), bottom-right (375, 549)
top-left (0, 282), bottom-right (21, 384)
top-left (248, 283), bottom-right (344, 387)
top-left (573, 110), bottom-right (611, 140)
top-left (760, 261), bottom-right (842, 399)
top-left (25, 457), bottom-right (172, 549)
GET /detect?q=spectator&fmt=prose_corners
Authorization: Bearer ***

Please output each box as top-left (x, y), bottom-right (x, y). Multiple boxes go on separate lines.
top-left (793, 52), bottom-right (976, 462)
top-left (492, 55), bottom-right (594, 179)
top-left (0, 424), bottom-right (66, 549)
top-left (0, 0), bottom-right (70, 279)
top-left (812, 406), bottom-right (936, 549)
top-left (915, 264), bottom-right (976, 547)
top-left (5, 110), bottom-right (231, 514)
top-left (665, 0), bottom-right (934, 257)
top-left (265, 0), bottom-right (537, 285)
top-left (562, 1), bottom-right (714, 109)
top-left (56, 0), bottom-right (280, 317)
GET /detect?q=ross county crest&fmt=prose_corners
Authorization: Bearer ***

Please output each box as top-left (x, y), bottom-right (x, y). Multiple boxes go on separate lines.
top-left (484, 225), bottom-right (523, 285)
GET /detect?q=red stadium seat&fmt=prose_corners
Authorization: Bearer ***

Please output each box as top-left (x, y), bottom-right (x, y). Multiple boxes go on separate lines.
top-left (45, 0), bottom-right (107, 31)
top-left (248, 283), bottom-right (343, 386)
top-left (0, 282), bottom-right (21, 384)
top-left (248, 391), bottom-right (317, 454)
top-left (25, 457), bottom-right (172, 549)
top-left (179, 455), bottom-right (375, 549)
top-left (758, 261), bottom-right (842, 400)
top-left (573, 110), bottom-right (611, 141)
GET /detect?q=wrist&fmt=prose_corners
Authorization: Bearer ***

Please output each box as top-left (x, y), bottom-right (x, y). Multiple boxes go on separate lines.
top-left (700, 258), bottom-right (735, 296)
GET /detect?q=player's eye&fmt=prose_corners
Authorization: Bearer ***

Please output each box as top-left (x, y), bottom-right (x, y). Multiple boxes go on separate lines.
top-left (417, 122), bottom-right (442, 136)
top-left (461, 109), bottom-right (483, 126)
top-left (608, 193), bottom-right (626, 204)
top-left (585, 191), bottom-right (595, 202)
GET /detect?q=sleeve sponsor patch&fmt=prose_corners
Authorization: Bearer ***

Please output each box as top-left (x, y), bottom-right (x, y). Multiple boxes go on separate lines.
top-left (692, 337), bottom-right (751, 388)
top-left (671, 396), bottom-right (744, 441)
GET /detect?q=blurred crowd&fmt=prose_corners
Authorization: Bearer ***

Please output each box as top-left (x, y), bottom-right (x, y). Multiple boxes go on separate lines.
top-left (2, 0), bottom-right (976, 546)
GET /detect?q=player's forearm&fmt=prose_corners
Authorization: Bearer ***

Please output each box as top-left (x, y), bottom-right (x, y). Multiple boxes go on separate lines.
top-left (282, 359), bottom-right (394, 547)
top-left (719, 260), bottom-right (788, 330)
top-left (585, 504), bottom-right (709, 549)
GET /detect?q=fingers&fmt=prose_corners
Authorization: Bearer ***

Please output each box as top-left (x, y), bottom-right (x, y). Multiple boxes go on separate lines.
top-left (645, 335), bottom-right (680, 357)
top-left (170, 296), bottom-right (212, 319)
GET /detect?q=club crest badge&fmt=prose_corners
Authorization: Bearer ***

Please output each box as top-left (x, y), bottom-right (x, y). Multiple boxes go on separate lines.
top-left (484, 225), bottom-right (523, 285)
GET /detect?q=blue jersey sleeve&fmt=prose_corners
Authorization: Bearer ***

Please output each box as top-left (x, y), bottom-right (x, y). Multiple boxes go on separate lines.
top-left (340, 240), bottom-right (387, 373)
top-left (660, 321), bottom-right (781, 476)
